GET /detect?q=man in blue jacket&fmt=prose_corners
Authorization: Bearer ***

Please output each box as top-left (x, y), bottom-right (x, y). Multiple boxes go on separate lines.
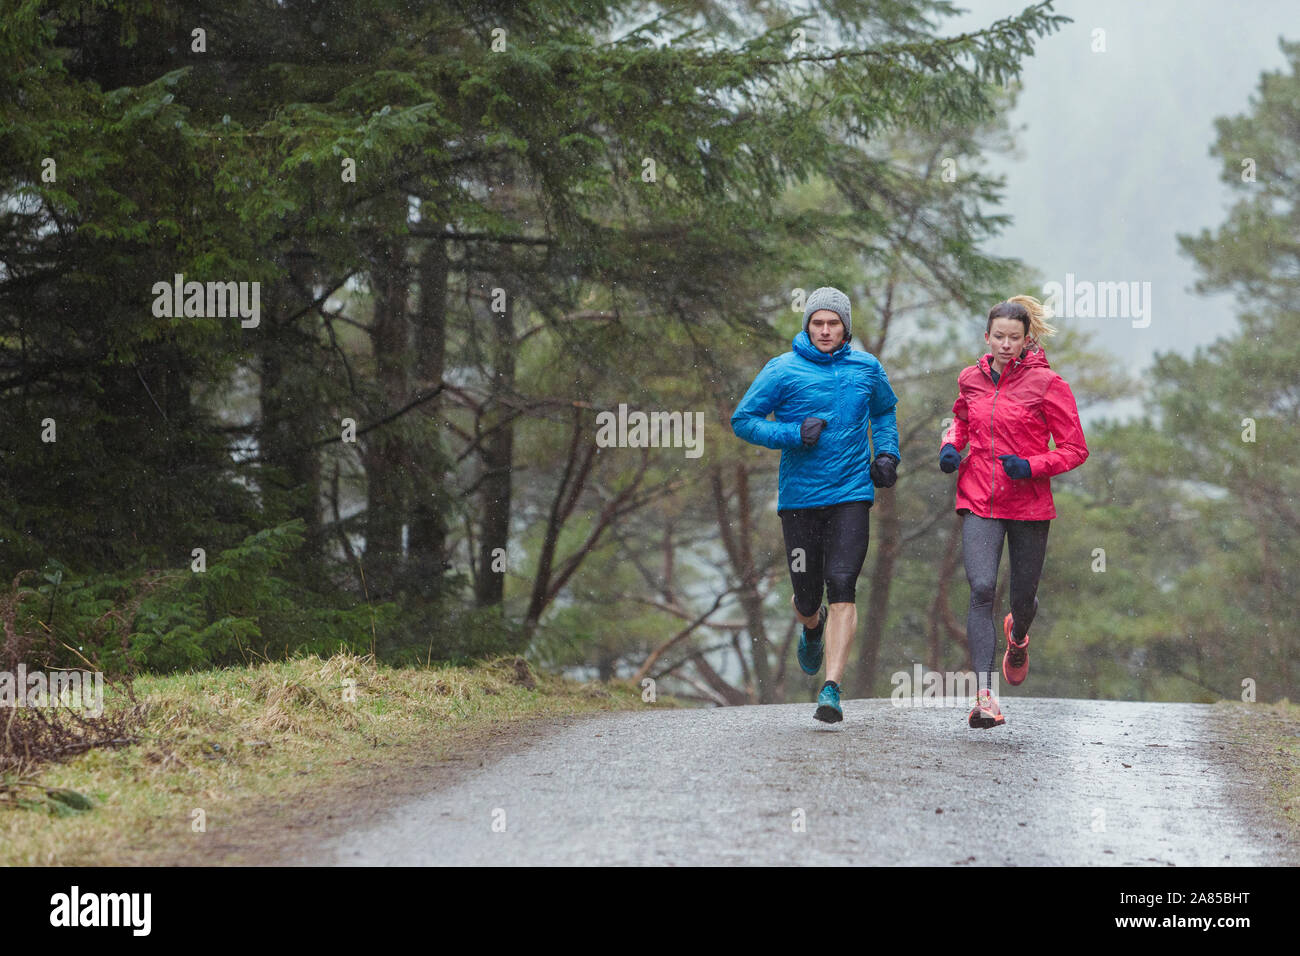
top-left (731, 287), bottom-right (900, 722)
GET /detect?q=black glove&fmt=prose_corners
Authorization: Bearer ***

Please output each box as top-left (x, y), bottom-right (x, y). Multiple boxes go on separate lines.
top-left (800, 417), bottom-right (827, 447)
top-left (997, 454), bottom-right (1032, 479)
top-left (870, 453), bottom-right (898, 488)
top-left (939, 443), bottom-right (961, 473)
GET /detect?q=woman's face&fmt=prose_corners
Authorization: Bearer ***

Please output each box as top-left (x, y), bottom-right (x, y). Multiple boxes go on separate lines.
top-left (985, 317), bottom-right (1027, 366)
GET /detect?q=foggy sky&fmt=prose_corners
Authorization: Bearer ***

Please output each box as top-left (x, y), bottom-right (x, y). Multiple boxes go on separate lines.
top-left (942, 0), bottom-right (1295, 421)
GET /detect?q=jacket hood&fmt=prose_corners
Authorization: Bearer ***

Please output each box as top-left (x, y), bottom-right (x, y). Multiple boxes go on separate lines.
top-left (978, 345), bottom-right (1050, 380)
top-left (792, 329), bottom-right (852, 364)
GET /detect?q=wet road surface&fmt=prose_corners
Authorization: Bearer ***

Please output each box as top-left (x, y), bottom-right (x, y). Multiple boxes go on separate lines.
top-left (312, 698), bottom-right (1295, 866)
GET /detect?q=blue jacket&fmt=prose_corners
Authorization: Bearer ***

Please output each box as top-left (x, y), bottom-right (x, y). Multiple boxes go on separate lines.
top-left (731, 331), bottom-right (900, 511)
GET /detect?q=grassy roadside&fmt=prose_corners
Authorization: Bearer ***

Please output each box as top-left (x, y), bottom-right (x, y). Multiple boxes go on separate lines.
top-left (0, 652), bottom-right (675, 865)
top-left (1214, 698), bottom-right (1299, 850)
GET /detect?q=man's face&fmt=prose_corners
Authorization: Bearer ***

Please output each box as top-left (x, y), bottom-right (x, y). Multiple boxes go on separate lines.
top-left (808, 310), bottom-right (847, 352)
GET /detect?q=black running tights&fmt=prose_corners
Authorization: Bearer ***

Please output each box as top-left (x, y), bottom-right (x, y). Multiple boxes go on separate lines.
top-left (779, 500), bottom-right (872, 618)
top-left (962, 511), bottom-right (1050, 691)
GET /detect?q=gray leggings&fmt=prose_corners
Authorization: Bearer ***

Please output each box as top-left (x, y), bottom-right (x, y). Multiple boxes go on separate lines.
top-left (961, 511), bottom-right (1050, 690)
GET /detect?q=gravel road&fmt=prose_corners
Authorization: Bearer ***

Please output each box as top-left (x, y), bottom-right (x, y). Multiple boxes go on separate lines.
top-left (310, 698), bottom-right (1296, 866)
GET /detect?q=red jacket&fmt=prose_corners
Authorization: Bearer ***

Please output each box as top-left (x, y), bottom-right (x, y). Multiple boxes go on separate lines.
top-left (940, 347), bottom-right (1088, 520)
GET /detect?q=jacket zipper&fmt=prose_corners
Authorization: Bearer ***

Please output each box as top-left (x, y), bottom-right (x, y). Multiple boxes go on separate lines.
top-left (988, 356), bottom-right (1015, 512)
top-left (833, 361), bottom-right (841, 429)
top-left (989, 382), bottom-right (999, 511)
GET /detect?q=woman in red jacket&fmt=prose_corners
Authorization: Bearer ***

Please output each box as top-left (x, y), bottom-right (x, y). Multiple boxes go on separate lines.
top-left (938, 295), bottom-right (1088, 729)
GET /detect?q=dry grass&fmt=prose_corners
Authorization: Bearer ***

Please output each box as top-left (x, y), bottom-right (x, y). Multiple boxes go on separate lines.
top-left (0, 652), bottom-right (668, 865)
top-left (1214, 697), bottom-right (1300, 848)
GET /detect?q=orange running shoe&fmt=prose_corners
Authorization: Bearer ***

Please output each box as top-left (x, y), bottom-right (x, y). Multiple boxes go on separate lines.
top-left (967, 689), bottom-right (1005, 729)
top-left (1002, 611), bottom-right (1029, 686)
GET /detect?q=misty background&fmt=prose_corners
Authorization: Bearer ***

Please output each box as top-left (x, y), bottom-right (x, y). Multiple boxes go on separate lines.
top-left (948, 0), bottom-right (1296, 422)
top-left (2, 1), bottom-right (1294, 707)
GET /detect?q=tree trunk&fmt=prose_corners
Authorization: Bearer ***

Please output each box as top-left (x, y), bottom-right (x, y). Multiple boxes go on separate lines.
top-left (406, 238), bottom-right (450, 600)
top-left (522, 407), bottom-right (595, 637)
top-left (1253, 505), bottom-right (1290, 698)
top-left (852, 490), bottom-right (900, 698)
top-left (712, 463), bottom-right (772, 703)
top-left (474, 278), bottom-right (515, 609)
top-left (257, 277), bottom-right (324, 572)
top-left (926, 515), bottom-right (965, 671)
top-left (361, 227), bottom-right (411, 599)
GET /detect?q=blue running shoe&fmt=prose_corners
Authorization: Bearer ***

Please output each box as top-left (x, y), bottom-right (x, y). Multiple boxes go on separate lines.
top-left (797, 604), bottom-right (828, 675)
top-left (814, 680), bottom-right (843, 723)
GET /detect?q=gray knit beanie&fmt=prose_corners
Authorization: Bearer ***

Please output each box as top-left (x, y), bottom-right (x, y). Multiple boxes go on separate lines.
top-left (802, 286), bottom-right (851, 339)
